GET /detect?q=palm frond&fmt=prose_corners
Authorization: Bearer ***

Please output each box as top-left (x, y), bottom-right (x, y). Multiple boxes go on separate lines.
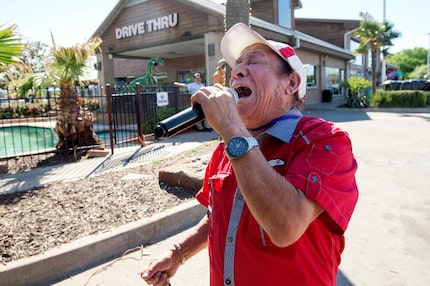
top-left (0, 24), bottom-right (23, 64)
top-left (51, 36), bottom-right (102, 86)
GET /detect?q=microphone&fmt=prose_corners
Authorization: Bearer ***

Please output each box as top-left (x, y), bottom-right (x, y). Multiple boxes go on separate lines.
top-left (154, 88), bottom-right (238, 138)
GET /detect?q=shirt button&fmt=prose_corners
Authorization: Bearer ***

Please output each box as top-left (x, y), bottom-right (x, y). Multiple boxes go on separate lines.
top-left (324, 144), bottom-right (332, 151)
top-left (227, 236), bottom-right (233, 242)
top-left (237, 194), bottom-right (243, 200)
top-left (225, 279), bottom-right (231, 285)
top-left (311, 175), bottom-right (319, 182)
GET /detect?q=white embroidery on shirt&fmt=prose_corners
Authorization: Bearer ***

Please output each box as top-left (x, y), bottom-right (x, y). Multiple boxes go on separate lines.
top-left (268, 159), bottom-right (285, 167)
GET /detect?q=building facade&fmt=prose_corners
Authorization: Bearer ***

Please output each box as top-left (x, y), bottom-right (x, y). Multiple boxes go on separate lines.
top-left (93, 0), bottom-right (360, 104)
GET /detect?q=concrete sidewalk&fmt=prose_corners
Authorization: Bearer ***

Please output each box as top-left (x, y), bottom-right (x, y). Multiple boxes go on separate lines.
top-left (0, 130), bottom-right (220, 196)
top-left (1, 103), bottom-right (430, 285)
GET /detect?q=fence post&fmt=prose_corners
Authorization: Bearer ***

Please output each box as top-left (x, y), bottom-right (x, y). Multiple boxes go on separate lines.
top-left (135, 83), bottom-right (146, 147)
top-left (173, 85), bottom-right (180, 113)
top-left (45, 87), bottom-right (52, 112)
top-left (106, 84), bottom-right (115, 155)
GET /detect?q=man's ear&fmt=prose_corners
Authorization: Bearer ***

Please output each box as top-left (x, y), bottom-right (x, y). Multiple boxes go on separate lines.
top-left (285, 72), bottom-right (301, 94)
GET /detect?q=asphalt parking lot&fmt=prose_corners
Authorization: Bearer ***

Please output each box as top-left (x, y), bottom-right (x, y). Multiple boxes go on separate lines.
top-left (56, 108), bottom-right (430, 286)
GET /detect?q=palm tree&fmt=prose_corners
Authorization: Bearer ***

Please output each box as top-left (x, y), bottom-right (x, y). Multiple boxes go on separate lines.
top-left (52, 36), bottom-right (103, 150)
top-left (0, 24), bottom-right (25, 92)
top-left (0, 24), bottom-right (23, 65)
top-left (354, 19), bottom-right (400, 95)
top-left (224, 0), bottom-right (251, 83)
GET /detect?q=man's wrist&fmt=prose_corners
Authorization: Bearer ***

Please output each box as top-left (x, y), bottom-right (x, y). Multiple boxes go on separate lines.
top-left (172, 243), bottom-right (186, 265)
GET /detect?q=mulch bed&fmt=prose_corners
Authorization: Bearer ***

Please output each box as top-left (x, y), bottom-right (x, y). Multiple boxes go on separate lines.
top-left (0, 140), bottom-right (218, 265)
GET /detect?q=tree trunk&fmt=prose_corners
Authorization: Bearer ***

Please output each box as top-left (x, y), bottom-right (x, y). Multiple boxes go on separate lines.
top-left (225, 0), bottom-right (250, 30)
top-left (225, 0), bottom-right (251, 84)
top-left (371, 49), bottom-right (378, 96)
top-left (55, 84), bottom-right (102, 150)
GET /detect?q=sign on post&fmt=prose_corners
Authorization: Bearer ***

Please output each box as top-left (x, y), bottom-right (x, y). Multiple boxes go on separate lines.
top-left (157, 92), bottom-right (169, 106)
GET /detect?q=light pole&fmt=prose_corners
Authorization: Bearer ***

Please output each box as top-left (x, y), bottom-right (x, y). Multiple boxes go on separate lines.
top-left (427, 33), bottom-right (430, 79)
top-left (381, 0), bottom-right (387, 84)
top-left (383, 0), bottom-right (386, 23)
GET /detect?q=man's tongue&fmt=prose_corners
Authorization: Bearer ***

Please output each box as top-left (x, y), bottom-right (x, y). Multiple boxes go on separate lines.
top-left (236, 87), bottom-right (252, 98)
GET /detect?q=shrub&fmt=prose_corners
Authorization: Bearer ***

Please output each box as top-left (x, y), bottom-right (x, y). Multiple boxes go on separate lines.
top-left (79, 98), bottom-right (101, 112)
top-left (371, 90), bottom-right (428, 107)
top-left (141, 106), bottom-right (188, 134)
top-left (340, 77), bottom-right (372, 108)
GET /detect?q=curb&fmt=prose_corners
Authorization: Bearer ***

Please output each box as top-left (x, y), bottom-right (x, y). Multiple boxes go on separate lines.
top-left (0, 200), bottom-right (206, 286)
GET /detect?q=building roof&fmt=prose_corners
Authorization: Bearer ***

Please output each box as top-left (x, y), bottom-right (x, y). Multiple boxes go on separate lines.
top-left (92, 0), bottom-right (354, 60)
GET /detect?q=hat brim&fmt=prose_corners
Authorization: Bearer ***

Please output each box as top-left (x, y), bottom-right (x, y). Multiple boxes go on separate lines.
top-left (221, 23), bottom-right (306, 98)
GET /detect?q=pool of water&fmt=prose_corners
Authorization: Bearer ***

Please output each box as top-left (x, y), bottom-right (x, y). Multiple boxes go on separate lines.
top-left (95, 130), bottom-right (137, 144)
top-left (0, 127), bottom-right (138, 157)
top-left (0, 126), bottom-right (57, 157)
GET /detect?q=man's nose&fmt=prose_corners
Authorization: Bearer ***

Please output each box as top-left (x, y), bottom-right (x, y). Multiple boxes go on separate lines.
top-left (231, 65), bottom-right (246, 79)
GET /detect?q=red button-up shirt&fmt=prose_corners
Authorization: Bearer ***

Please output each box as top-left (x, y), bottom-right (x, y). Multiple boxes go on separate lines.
top-left (196, 116), bottom-right (358, 286)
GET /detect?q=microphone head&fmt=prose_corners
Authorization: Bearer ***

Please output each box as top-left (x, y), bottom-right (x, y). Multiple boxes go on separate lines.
top-left (154, 124), bottom-right (167, 138)
top-left (226, 87), bottom-right (238, 103)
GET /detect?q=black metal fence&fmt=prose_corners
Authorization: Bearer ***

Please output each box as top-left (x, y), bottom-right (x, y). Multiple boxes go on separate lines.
top-left (0, 84), bottom-right (191, 174)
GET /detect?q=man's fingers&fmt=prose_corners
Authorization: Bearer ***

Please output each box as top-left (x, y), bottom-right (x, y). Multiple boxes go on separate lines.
top-left (140, 259), bottom-right (160, 282)
top-left (142, 269), bottom-right (162, 285)
top-left (143, 271), bottom-right (170, 286)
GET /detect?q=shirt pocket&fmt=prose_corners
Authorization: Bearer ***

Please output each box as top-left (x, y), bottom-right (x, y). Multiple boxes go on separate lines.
top-left (306, 142), bottom-right (342, 176)
top-left (207, 172), bottom-right (235, 227)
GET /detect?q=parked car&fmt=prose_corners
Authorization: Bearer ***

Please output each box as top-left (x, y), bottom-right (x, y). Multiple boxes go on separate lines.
top-left (383, 79), bottom-right (430, 91)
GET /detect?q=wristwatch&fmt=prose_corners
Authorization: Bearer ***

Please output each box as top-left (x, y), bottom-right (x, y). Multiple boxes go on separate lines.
top-left (225, 136), bottom-right (259, 160)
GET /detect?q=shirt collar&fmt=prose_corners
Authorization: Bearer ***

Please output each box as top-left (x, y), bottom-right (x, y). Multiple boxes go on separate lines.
top-left (256, 108), bottom-right (303, 143)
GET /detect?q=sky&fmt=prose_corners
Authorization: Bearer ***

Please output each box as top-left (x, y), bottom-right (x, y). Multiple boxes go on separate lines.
top-left (1, 0), bottom-right (429, 54)
top-left (1, 0), bottom-right (119, 47)
top-left (295, 0), bottom-right (429, 53)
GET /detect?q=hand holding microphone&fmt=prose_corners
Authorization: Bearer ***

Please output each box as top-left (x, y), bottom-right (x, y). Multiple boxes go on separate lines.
top-left (154, 87), bottom-right (238, 138)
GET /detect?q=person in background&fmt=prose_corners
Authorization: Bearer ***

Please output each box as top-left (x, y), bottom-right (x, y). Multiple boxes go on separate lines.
top-left (174, 72), bottom-right (204, 95)
top-left (212, 59), bottom-right (226, 86)
top-left (174, 73), bottom-right (211, 131)
top-left (142, 23), bottom-right (358, 286)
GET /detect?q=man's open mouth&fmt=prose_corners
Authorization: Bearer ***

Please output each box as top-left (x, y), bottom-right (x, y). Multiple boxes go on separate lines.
top-left (235, 86), bottom-right (252, 98)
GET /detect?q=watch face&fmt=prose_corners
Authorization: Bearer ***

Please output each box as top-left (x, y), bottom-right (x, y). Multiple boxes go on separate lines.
top-left (227, 137), bottom-right (249, 158)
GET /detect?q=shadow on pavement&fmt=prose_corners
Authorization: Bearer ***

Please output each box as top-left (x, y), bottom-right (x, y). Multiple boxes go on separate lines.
top-left (337, 270), bottom-right (355, 286)
top-left (399, 113), bottom-right (430, 121)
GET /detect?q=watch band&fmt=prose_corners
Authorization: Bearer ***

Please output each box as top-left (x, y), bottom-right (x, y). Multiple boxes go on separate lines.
top-left (225, 136), bottom-right (259, 160)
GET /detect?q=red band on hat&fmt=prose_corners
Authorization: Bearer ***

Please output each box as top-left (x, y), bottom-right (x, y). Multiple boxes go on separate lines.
top-left (278, 46), bottom-right (295, 59)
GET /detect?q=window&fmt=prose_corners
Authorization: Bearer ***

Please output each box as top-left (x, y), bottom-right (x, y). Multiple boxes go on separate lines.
top-left (350, 40), bottom-right (363, 66)
top-left (305, 64), bottom-right (318, 88)
top-left (278, 0), bottom-right (292, 28)
top-left (325, 67), bottom-right (343, 95)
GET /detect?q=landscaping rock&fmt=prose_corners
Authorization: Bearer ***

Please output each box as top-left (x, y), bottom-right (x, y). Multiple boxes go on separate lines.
top-left (159, 154), bottom-right (211, 190)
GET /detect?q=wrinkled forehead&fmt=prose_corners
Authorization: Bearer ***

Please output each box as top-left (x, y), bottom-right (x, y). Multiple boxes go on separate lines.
top-left (237, 43), bottom-right (280, 63)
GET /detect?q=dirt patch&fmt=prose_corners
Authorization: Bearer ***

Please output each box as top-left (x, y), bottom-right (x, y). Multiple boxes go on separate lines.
top-left (0, 140), bottom-right (219, 265)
